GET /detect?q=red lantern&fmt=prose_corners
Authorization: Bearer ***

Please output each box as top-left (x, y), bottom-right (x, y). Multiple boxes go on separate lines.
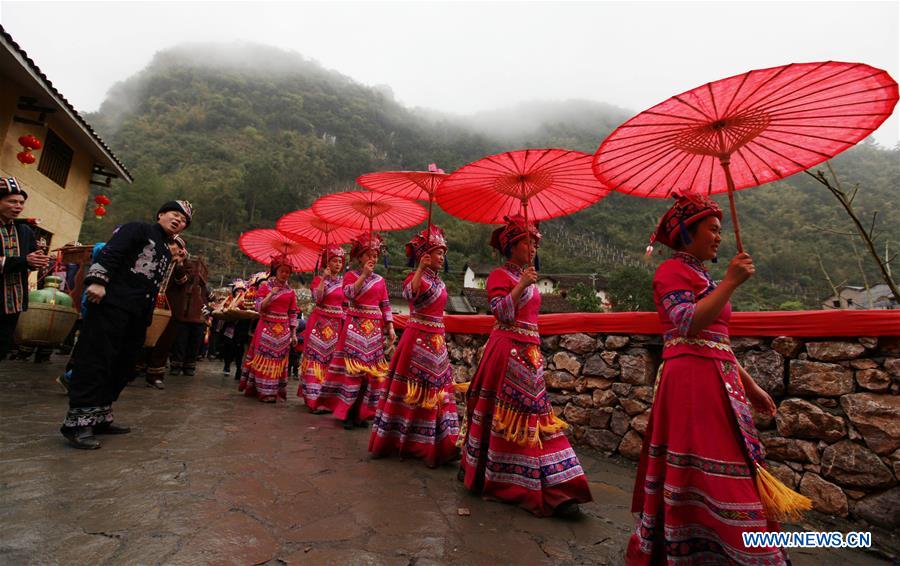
top-left (94, 205), bottom-right (107, 219)
top-left (94, 194), bottom-right (111, 206)
top-left (17, 151), bottom-right (36, 166)
top-left (18, 135), bottom-right (42, 150)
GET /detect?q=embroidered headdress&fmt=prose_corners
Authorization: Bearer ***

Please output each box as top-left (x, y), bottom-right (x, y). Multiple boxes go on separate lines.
top-left (268, 253), bottom-right (293, 275)
top-left (406, 225), bottom-right (447, 266)
top-left (648, 193), bottom-right (722, 253)
top-left (320, 244), bottom-right (346, 269)
top-left (489, 215), bottom-right (541, 257)
top-left (349, 232), bottom-right (385, 260)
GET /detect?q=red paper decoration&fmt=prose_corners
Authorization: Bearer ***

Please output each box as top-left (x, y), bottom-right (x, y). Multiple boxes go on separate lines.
top-left (94, 194), bottom-right (111, 206)
top-left (94, 205), bottom-right (107, 219)
top-left (18, 135), bottom-right (42, 150)
top-left (16, 134), bottom-right (42, 167)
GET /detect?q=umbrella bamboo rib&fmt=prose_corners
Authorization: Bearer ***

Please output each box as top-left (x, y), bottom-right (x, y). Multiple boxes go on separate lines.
top-left (756, 79), bottom-right (893, 114)
top-left (671, 95), bottom-right (716, 122)
top-left (721, 70), bottom-right (753, 118)
top-left (730, 62), bottom-right (829, 113)
top-left (603, 143), bottom-right (684, 185)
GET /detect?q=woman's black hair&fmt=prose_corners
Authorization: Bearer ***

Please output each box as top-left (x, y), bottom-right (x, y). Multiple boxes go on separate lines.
top-left (674, 221), bottom-right (703, 250)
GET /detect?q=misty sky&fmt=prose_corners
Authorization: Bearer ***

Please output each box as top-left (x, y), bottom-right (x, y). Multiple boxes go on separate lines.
top-left (1, 1), bottom-right (898, 146)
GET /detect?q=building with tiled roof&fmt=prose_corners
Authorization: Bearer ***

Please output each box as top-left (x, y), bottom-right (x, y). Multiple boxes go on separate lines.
top-left (1, 25), bottom-right (132, 248)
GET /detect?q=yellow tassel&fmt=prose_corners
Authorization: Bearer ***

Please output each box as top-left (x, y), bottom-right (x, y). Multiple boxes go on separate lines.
top-left (755, 463), bottom-right (812, 522)
top-left (300, 359), bottom-right (327, 383)
top-left (403, 380), bottom-right (443, 409)
top-left (491, 403), bottom-right (569, 448)
top-left (345, 358), bottom-right (389, 380)
top-left (247, 354), bottom-right (288, 379)
top-left (454, 381), bottom-right (470, 394)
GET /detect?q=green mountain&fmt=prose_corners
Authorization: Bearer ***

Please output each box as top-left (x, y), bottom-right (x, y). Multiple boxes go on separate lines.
top-left (83, 43), bottom-right (900, 310)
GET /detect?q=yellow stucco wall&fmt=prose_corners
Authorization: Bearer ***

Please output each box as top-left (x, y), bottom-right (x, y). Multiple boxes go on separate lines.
top-left (0, 83), bottom-right (93, 249)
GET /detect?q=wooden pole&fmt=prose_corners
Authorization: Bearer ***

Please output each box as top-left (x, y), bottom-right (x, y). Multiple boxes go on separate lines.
top-left (426, 197), bottom-right (433, 246)
top-left (716, 130), bottom-right (744, 253)
top-left (523, 197), bottom-right (532, 267)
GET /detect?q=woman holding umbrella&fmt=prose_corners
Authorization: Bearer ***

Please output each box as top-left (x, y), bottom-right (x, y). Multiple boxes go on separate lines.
top-left (238, 256), bottom-right (300, 403)
top-left (369, 225), bottom-right (460, 467)
top-left (297, 244), bottom-right (347, 413)
top-left (459, 215), bottom-right (592, 517)
top-left (627, 194), bottom-right (808, 565)
top-left (318, 233), bottom-right (395, 429)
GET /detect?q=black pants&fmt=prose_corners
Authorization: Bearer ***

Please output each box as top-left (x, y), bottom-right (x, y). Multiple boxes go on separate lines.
top-left (64, 303), bottom-right (148, 427)
top-left (0, 312), bottom-right (21, 361)
top-left (171, 321), bottom-right (205, 373)
top-left (207, 327), bottom-right (220, 359)
top-left (221, 336), bottom-right (246, 372)
top-left (136, 318), bottom-right (179, 382)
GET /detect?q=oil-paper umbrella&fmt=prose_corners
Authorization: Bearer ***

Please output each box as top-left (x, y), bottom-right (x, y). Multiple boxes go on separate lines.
top-left (276, 209), bottom-right (360, 246)
top-left (592, 61), bottom-right (898, 252)
top-left (311, 190), bottom-right (428, 235)
top-left (238, 229), bottom-right (320, 273)
top-left (276, 208), bottom-right (360, 268)
top-left (435, 148), bottom-right (610, 260)
top-left (357, 163), bottom-right (448, 232)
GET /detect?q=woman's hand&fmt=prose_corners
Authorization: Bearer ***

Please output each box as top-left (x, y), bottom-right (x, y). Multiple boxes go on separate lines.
top-left (723, 252), bottom-right (755, 288)
top-left (361, 259), bottom-right (376, 277)
top-left (384, 325), bottom-right (396, 349)
top-left (744, 377), bottom-right (776, 416)
top-left (516, 266), bottom-right (538, 290)
top-left (418, 254), bottom-right (432, 272)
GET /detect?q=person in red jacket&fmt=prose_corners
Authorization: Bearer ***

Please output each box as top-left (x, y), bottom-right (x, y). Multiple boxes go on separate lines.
top-left (317, 233), bottom-right (395, 429)
top-left (459, 215), bottom-right (592, 517)
top-left (369, 225), bottom-right (460, 467)
top-left (626, 194), bottom-right (806, 565)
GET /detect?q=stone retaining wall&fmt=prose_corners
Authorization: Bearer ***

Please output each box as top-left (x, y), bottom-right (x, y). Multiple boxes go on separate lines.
top-left (446, 332), bottom-right (900, 528)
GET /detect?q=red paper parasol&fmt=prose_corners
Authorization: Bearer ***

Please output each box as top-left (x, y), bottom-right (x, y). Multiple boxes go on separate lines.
top-left (276, 209), bottom-right (360, 246)
top-left (357, 163), bottom-right (448, 230)
top-left (238, 229), bottom-right (320, 272)
top-left (593, 61), bottom-right (898, 251)
top-left (436, 149), bottom-right (609, 225)
top-left (312, 190), bottom-right (427, 234)
top-left (436, 148), bottom-right (610, 264)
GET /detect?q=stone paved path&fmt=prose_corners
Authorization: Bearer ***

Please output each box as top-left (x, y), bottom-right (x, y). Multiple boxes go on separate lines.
top-left (0, 358), bottom-right (891, 565)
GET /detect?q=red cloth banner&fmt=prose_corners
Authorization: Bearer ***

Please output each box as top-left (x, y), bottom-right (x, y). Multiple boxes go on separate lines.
top-left (392, 311), bottom-right (900, 337)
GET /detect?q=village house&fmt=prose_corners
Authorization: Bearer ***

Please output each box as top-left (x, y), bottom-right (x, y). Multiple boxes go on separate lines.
top-left (0, 26), bottom-right (132, 250)
top-left (823, 284), bottom-right (898, 310)
top-left (463, 264), bottom-right (610, 310)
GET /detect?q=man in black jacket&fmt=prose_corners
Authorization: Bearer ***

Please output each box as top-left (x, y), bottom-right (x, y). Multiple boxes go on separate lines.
top-left (0, 177), bottom-right (49, 360)
top-left (61, 200), bottom-right (193, 449)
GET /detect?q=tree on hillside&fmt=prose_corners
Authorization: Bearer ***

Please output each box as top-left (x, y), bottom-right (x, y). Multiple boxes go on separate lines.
top-left (606, 267), bottom-right (654, 312)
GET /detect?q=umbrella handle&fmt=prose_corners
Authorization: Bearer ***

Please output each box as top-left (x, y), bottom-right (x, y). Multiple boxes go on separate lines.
top-left (426, 197), bottom-right (433, 246)
top-left (719, 157), bottom-right (744, 254)
top-left (716, 132), bottom-right (744, 254)
top-left (523, 198), bottom-right (532, 268)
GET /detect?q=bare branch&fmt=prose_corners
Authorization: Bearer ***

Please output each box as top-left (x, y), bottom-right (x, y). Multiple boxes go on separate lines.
top-left (816, 251), bottom-right (844, 307)
top-left (850, 238), bottom-right (872, 308)
top-left (806, 224), bottom-right (858, 237)
top-left (817, 165), bottom-right (900, 304)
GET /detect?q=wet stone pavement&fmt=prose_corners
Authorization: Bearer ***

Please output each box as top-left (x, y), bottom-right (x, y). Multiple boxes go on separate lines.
top-left (0, 357), bottom-right (892, 565)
